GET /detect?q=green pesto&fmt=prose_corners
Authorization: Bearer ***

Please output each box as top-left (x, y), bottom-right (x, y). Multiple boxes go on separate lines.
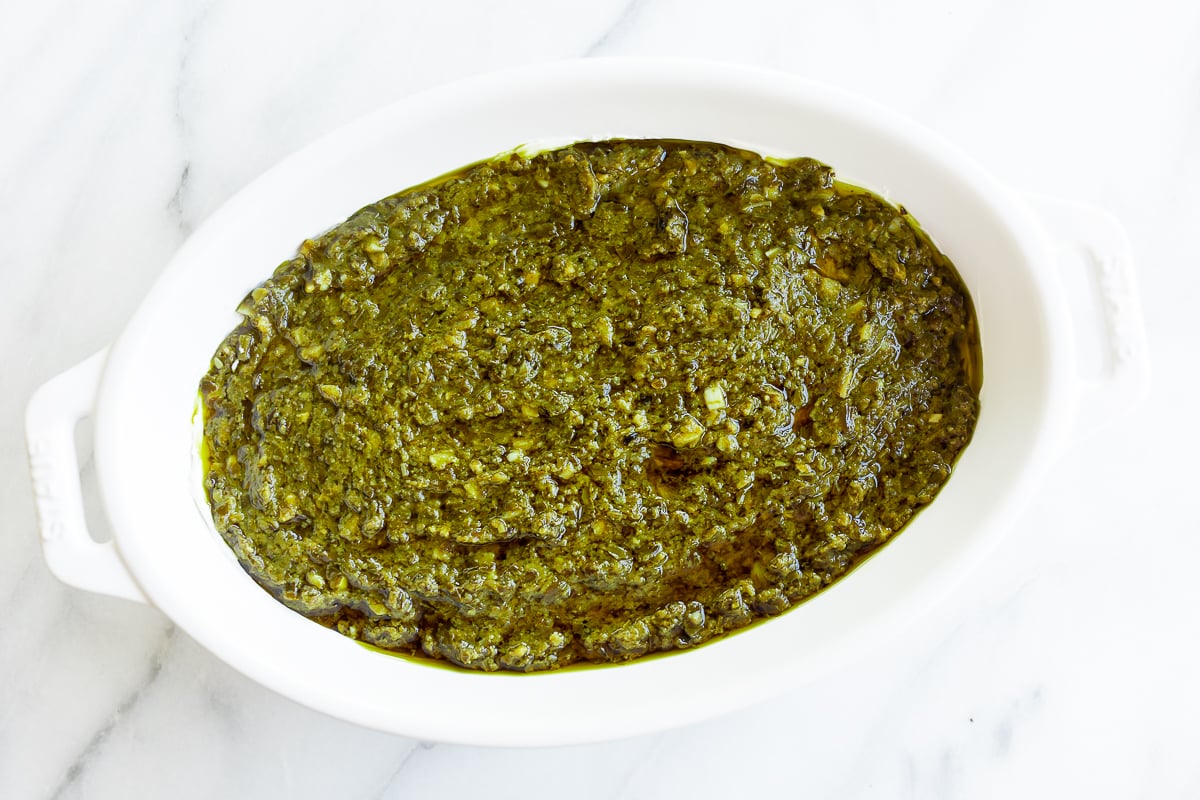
top-left (200, 140), bottom-right (980, 672)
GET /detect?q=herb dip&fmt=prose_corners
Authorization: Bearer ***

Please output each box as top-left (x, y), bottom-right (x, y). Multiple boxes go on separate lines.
top-left (200, 139), bottom-right (980, 671)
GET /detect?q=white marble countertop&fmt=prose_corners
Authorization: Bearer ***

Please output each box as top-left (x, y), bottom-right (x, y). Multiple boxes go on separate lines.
top-left (4, 0), bottom-right (1198, 796)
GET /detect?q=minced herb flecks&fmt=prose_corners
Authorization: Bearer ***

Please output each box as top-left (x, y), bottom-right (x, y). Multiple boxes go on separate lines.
top-left (200, 139), bottom-right (980, 672)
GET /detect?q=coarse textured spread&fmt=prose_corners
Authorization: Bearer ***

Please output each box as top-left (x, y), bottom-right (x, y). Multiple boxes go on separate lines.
top-left (200, 139), bottom-right (980, 672)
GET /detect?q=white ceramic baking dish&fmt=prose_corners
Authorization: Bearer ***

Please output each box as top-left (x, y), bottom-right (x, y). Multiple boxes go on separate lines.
top-left (25, 59), bottom-right (1148, 746)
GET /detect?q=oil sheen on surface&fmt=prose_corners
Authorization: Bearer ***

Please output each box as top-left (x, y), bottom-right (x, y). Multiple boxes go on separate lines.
top-left (200, 140), bottom-right (980, 672)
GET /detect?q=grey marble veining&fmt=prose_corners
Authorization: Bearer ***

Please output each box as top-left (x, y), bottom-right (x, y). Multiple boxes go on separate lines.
top-left (4, 0), bottom-right (1199, 797)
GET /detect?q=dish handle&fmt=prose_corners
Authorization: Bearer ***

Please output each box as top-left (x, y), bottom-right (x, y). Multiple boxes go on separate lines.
top-left (25, 349), bottom-right (149, 603)
top-left (1026, 194), bottom-right (1151, 447)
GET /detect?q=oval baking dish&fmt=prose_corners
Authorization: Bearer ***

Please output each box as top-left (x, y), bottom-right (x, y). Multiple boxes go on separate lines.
top-left (26, 59), bottom-right (1147, 745)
